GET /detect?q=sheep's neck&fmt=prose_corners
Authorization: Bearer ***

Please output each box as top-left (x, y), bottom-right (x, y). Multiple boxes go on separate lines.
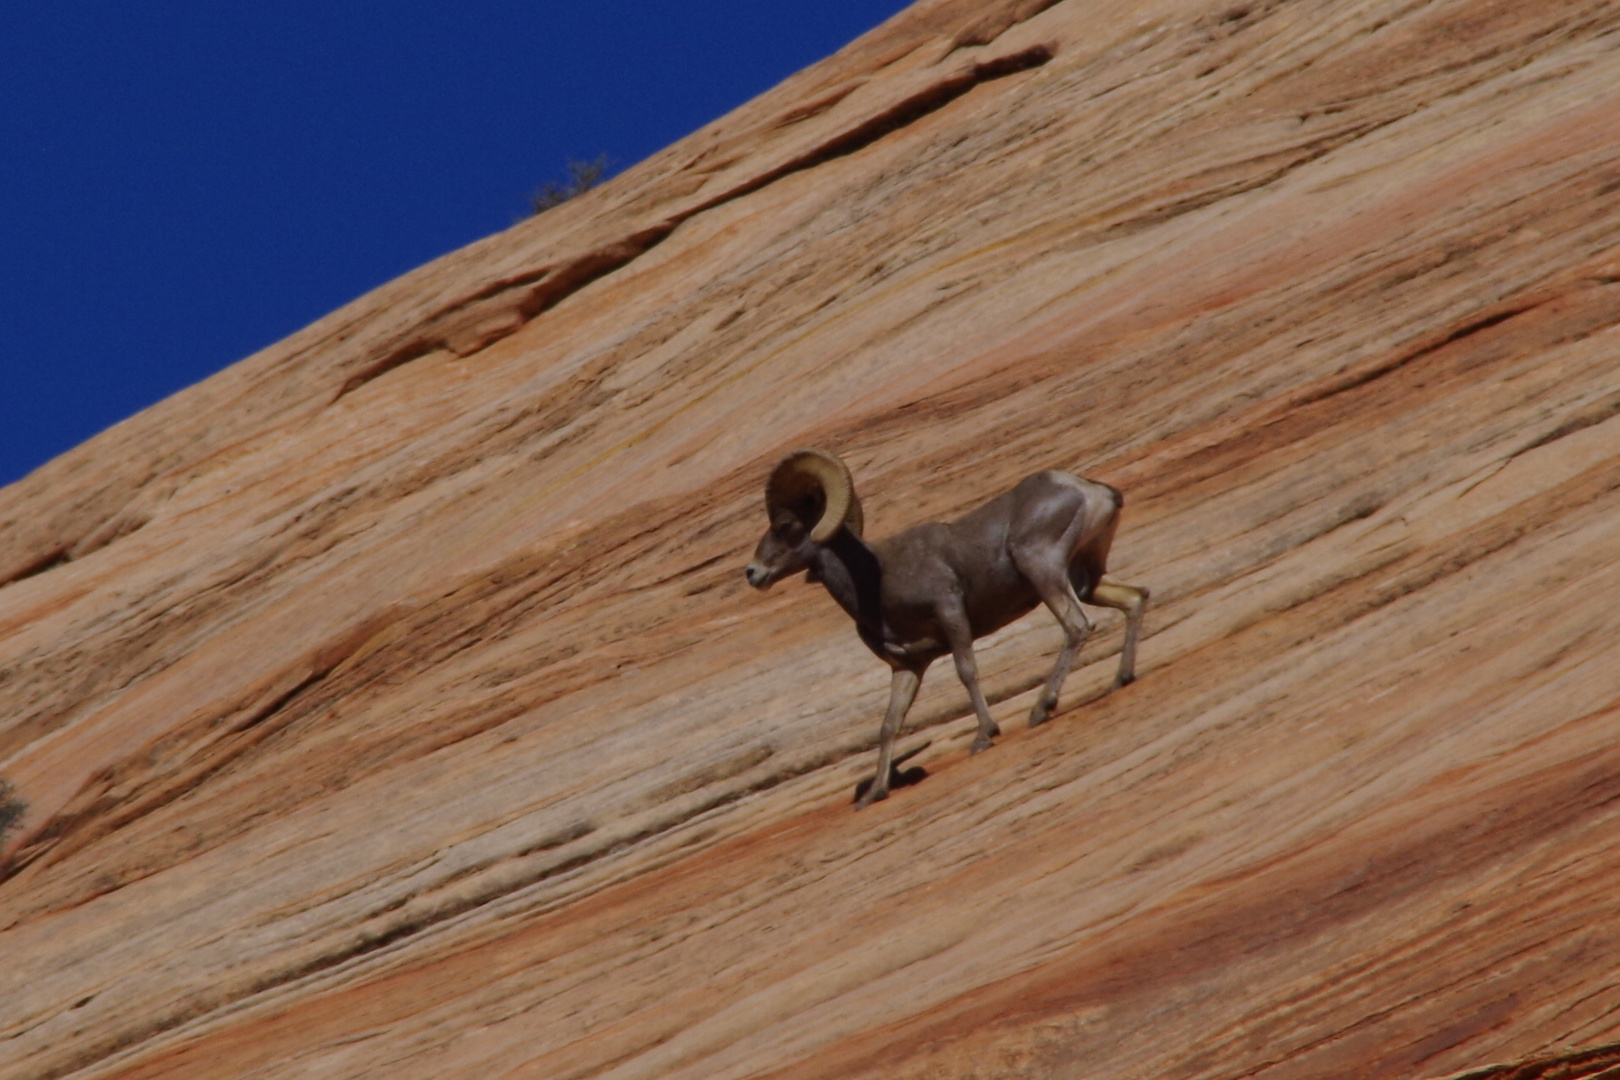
top-left (813, 530), bottom-right (886, 642)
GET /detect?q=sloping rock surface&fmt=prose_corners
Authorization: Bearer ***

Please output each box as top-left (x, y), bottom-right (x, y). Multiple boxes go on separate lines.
top-left (3, 0), bottom-right (1620, 1077)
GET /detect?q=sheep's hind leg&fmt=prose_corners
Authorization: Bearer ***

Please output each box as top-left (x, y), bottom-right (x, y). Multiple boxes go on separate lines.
top-left (1090, 574), bottom-right (1149, 687)
top-left (857, 667), bottom-right (922, 809)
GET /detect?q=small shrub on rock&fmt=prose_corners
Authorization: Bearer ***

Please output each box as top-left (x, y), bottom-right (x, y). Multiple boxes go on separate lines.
top-left (532, 155), bottom-right (611, 215)
top-left (0, 778), bottom-right (24, 845)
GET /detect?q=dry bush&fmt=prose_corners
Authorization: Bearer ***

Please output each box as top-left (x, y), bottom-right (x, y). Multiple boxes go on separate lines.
top-left (0, 778), bottom-right (23, 845)
top-left (531, 155), bottom-right (611, 215)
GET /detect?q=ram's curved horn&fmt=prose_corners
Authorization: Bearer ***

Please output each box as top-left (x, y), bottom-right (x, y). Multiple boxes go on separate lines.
top-left (766, 449), bottom-right (863, 542)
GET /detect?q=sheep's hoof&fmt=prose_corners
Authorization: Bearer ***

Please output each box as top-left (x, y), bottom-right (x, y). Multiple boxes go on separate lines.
top-left (969, 735), bottom-right (995, 755)
top-left (854, 786), bottom-right (887, 809)
top-left (852, 764), bottom-right (927, 806)
top-left (1113, 672), bottom-right (1136, 689)
top-left (1029, 703), bottom-right (1052, 727)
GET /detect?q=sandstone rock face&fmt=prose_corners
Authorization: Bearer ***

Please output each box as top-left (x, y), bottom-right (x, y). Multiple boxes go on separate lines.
top-left (4, 0), bottom-right (1620, 1077)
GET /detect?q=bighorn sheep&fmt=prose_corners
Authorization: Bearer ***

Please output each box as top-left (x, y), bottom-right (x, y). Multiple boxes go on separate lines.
top-left (745, 449), bottom-right (1148, 807)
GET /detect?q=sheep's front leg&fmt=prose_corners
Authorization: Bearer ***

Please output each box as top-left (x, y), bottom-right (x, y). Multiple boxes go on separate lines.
top-left (858, 667), bottom-right (922, 808)
top-left (938, 603), bottom-right (1000, 754)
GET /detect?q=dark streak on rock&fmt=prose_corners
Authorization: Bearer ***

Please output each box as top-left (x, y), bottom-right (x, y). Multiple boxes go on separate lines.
top-left (1438, 1039), bottom-right (1620, 1080)
top-left (1512, 394), bottom-right (1620, 458)
top-left (0, 544), bottom-right (72, 589)
top-left (691, 44), bottom-right (1054, 218)
top-left (1295, 304), bottom-right (1541, 410)
top-left (952, 0), bottom-right (1065, 49)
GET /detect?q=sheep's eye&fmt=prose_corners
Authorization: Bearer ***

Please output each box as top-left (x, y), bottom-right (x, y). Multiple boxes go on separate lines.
top-left (775, 517), bottom-right (805, 544)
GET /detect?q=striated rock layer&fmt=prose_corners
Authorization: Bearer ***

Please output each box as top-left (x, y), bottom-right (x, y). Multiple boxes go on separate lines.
top-left (3, 0), bottom-right (1620, 1077)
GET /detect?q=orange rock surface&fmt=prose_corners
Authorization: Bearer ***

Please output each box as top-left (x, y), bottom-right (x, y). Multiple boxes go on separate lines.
top-left (4, 1), bottom-right (1620, 1077)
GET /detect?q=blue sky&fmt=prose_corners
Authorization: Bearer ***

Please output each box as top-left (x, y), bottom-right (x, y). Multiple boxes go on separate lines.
top-left (0, 2), bottom-right (911, 487)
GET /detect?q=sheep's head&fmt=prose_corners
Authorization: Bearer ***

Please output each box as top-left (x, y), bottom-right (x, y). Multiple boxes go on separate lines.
top-left (745, 449), bottom-right (863, 590)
